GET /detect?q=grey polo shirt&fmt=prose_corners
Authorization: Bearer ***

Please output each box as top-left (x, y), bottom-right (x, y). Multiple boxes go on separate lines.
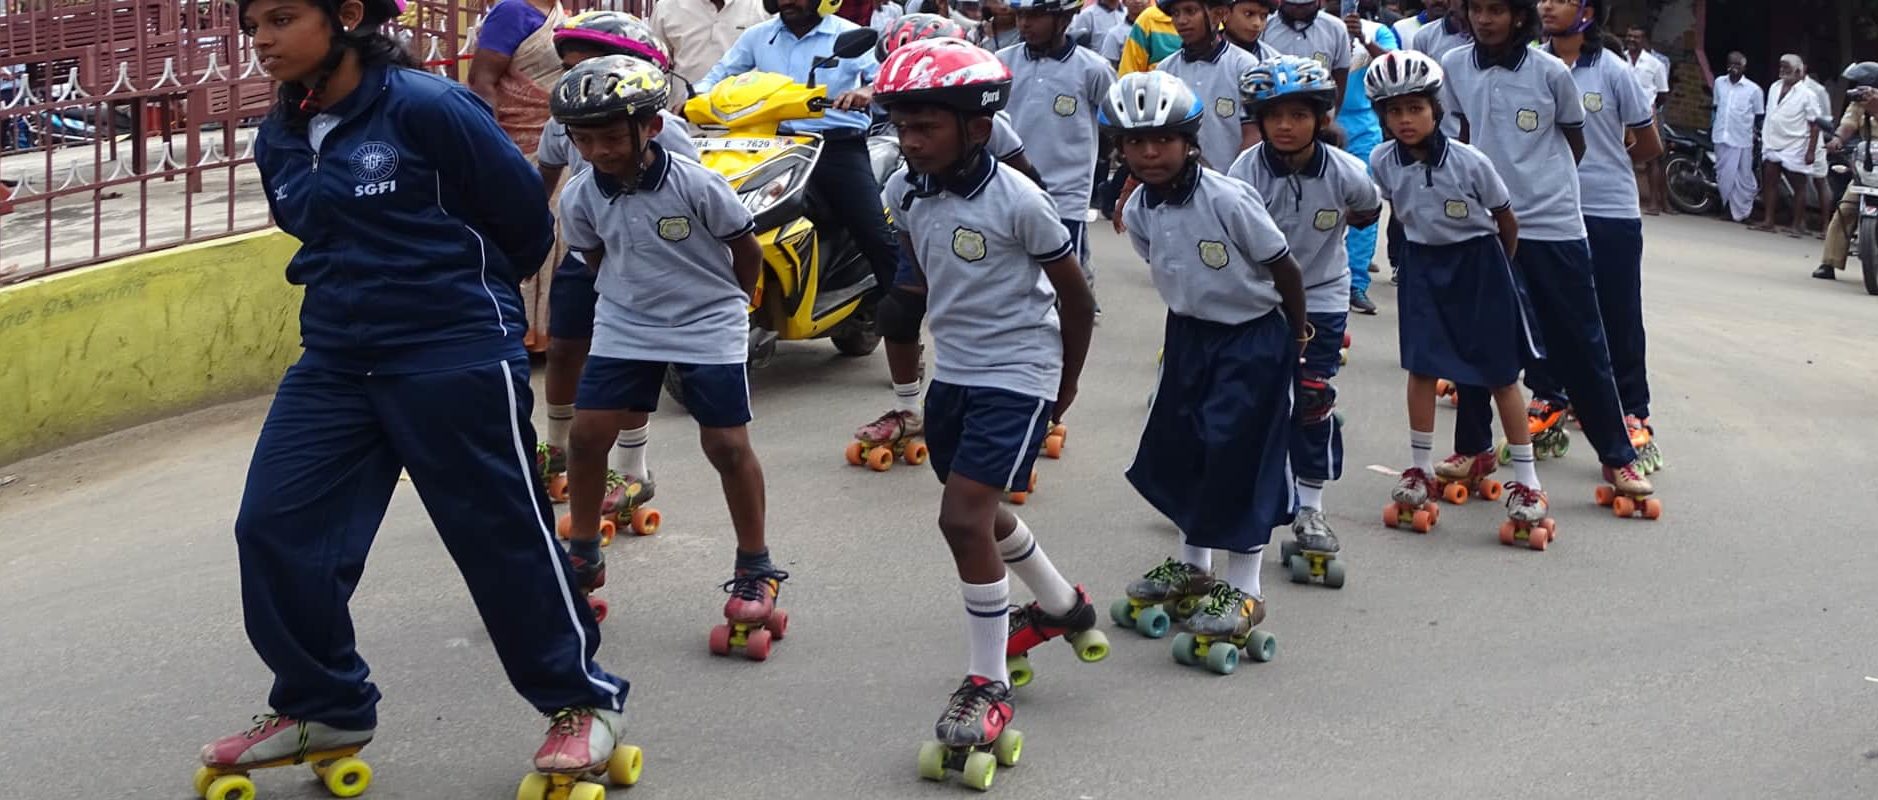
top-left (1369, 135), bottom-right (1512, 245)
top-left (1557, 47), bottom-right (1653, 220)
top-left (1407, 15), bottom-right (1471, 59)
top-left (997, 41), bottom-right (1116, 217)
top-left (1439, 43), bottom-right (1587, 241)
top-left (1227, 142), bottom-right (1381, 313)
top-left (1258, 10), bottom-right (1352, 71)
top-left (989, 111), bottom-right (1025, 161)
top-left (1123, 166), bottom-right (1292, 325)
top-left (1155, 40), bottom-right (1261, 169)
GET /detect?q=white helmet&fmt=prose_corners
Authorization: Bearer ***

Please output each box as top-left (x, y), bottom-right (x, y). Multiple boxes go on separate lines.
top-left (1364, 50), bottom-right (1445, 103)
top-left (1098, 71), bottom-right (1205, 136)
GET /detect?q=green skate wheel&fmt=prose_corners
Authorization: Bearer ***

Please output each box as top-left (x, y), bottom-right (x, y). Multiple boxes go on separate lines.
top-left (1007, 654), bottom-right (1034, 688)
top-left (1204, 640), bottom-right (1240, 675)
top-left (1323, 558), bottom-right (1347, 589)
top-left (961, 750), bottom-right (998, 791)
top-left (1287, 554), bottom-right (1310, 584)
top-left (1069, 629), bottom-right (1110, 662)
top-left (1171, 632), bottom-right (1198, 666)
top-left (1555, 436), bottom-right (1571, 458)
top-left (992, 728), bottom-right (1023, 767)
top-left (1108, 598), bottom-right (1134, 629)
top-left (1247, 629), bottom-right (1278, 662)
top-left (1280, 540), bottom-right (1300, 563)
top-left (1136, 605), bottom-right (1171, 639)
top-left (917, 741), bottom-right (948, 781)
top-left (1496, 441), bottom-right (1512, 465)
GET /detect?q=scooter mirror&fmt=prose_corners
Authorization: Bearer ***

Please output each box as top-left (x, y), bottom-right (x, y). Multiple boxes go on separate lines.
top-left (831, 28), bottom-right (879, 61)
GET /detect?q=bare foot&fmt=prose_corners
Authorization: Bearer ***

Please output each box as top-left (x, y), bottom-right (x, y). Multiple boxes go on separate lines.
top-left (1750, 222), bottom-right (1776, 232)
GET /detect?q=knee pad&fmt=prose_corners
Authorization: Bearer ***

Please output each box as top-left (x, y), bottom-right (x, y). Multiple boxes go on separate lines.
top-left (876, 287), bottom-right (927, 344)
top-left (1296, 375), bottom-right (1337, 427)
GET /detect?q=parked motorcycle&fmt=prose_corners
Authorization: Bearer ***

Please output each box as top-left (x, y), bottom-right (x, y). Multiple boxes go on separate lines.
top-left (1662, 121), bottom-right (1720, 216)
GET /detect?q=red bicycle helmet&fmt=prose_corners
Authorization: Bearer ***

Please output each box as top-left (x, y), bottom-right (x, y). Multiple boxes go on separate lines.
top-left (553, 11), bottom-right (670, 71)
top-left (877, 13), bottom-right (970, 60)
top-left (875, 38), bottom-right (1012, 114)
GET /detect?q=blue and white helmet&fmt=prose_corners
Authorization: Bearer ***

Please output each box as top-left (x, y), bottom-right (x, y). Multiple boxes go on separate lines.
top-left (1240, 55), bottom-right (1337, 116)
top-left (1007, 0), bottom-right (1077, 12)
top-left (1099, 72), bottom-right (1205, 137)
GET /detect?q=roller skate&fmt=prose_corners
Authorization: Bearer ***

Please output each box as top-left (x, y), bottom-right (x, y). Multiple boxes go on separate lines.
top-left (1434, 450), bottom-right (1504, 506)
top-left (1040, 421), bottom-right (1069, 459)
top-left (519, 707), bottom-right (643, 800)
top-left (1434, 379), bottom-right (1459, 408)
top-left (1517, 397), bottom-right (1572, 460)
top-left (709, 567), bottom-right (789, 661)
top-left (537, 442), bottom-right (569, 502)
top-left (1498, 481), bottom-right (1558, 550)
top-left (1282, 507), bottom-right (1345, 589)
top-left (556, 472), bottom-right (660, 545)
top-left (1596, 461), bottom-right (1663, 521)
top-left (1171, 582), bottom-right (1276, 675)
top-left (568, 547), bottom-right (609, 623)
top-left (918, 676), bottom-right (1022, 791)
top-left (845, 409), bottom-right (928, 472)
top-left (1383, 467), bottom-right (1442, 534)
top-left (195, 714), bottom-right (374, 800)
top-left (1108, 558), bottom-right (1216, 639)
top-left (1005, 585), bottom-right (1109, 687)
top-left (1627, 415), bottom-right (1664, 474)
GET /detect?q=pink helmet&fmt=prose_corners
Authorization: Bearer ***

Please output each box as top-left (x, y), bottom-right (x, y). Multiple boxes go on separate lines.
top-left (552, 11), bottom-right (670, 71)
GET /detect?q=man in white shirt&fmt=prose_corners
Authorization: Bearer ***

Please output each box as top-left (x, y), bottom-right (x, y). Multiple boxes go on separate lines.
top-left (1623, 25), bottom-right (1669, 215)
top-left (649, 0), bottom-right (769, 104)
top-left (1711, 51), bottom-right (1764, 223)
top-left (1753, 53), bottom-right (1827, 237)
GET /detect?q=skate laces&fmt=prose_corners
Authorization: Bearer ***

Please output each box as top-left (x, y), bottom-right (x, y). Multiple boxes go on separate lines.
top-left (544, 708), bottom-right (592, 738)
top-left (1197, 582), bottom-right (1245, 617)
top-left (721, 568), bottom-right (788, 601)
top-left (244, 713), bottom-right (294, 738)
top-left (942, 679), bottom-right (1005, 725)
top-left (1142, 558), bottom-right (1191, 586)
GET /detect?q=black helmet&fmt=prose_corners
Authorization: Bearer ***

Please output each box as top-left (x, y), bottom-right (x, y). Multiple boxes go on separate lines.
top-left (551, 54), bottom-right (671, 126)
top-left (238, 0), bottom-right (405, 34)
top-left (1844, 61), bottom-right (1878, 89)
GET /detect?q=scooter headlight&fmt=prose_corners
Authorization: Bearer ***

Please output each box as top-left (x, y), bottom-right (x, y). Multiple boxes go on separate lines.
top-left (739, 166), bottom-right (799, 216)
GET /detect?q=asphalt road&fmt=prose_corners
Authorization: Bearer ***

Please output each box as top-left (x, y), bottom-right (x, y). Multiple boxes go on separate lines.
top-left (3, 214), bottom-right (1877, 799)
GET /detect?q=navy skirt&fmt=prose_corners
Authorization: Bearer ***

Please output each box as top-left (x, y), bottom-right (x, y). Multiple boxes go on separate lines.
top-left (1399, 234), bottom-right (1542, 388)
top-left (1126, 310), bottom-right (1296, 554)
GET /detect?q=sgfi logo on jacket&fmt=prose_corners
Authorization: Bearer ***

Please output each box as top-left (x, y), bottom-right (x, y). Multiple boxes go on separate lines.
top-left (351, 141), bottom-right (400, 196)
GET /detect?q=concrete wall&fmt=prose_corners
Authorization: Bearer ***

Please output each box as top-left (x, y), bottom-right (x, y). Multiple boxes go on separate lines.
top-left (0, 231), bottom-right (302, 466)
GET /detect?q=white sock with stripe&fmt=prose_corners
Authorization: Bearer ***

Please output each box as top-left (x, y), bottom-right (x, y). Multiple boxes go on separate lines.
top-left (997, 517), bottom-right (1079, 617)
top-left (894, 381), bottom-right (922, 416)
top-left (547, 404), bottom-right (575, 453)
top-left (610, 426), bottom-right (649, 478)
top-left (1506, 442), bottom-right (1541, 489)
top-left (1180, 543), bottom-right (1213, 572)
top-left (961, 578), bottom-right (1011, 684)
top-left (1410, 429), bottom-right (1435, 473)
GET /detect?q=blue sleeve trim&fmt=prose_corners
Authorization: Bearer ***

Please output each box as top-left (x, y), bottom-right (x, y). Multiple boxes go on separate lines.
top-left (1258, 246), bottom-right (1291, 267)
top-left (1034, 239), bottom-right (1076, 262)
top-left (717, 220), bottom-right (757, 243)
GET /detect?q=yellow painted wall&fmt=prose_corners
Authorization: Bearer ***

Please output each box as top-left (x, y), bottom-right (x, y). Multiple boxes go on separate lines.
top-left (0, 231), bottom-right (303, 465)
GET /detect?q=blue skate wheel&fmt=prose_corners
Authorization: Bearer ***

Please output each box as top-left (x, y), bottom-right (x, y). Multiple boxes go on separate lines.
top-left (1108, 598), bottom-right (1135, 629)
top-left (1204, 641), bottom-right (1239, 675)
top-left (1287, 554), bottom-right (1311, 584)
top-left (1171, 632), bottom-right (1198, 666)
top-left (1137, 605), bottom-right (1171, 639)
top-left (1247, 630), bottom-right (1278, 662)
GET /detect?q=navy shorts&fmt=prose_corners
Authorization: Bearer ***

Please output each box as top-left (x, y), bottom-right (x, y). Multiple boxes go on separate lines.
top-left (576, 356), bottom-right (752, 428)
top-left (922, 381), bottom-right (1054, 492)
top-left (548, 252), bottom-right (598, 340)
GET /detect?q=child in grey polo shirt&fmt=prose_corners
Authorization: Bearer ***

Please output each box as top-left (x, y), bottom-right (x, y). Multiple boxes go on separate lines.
top-left (1259, 0), bottom-right (1352, 101)
top-left (1229, 55), bottom-right (1381, 567)
top-left (1107, 71), bottom-right (1309, 655)
top-left (874, 37), bottom-right (1104, 753)
top-left (1153, 0), bottom-right (1262, 168)
top-left (1437, 0), bottom-right (1656, 509)
top-left (1363, 49), bottom-right (1551, 540)
top-left (552, 56), bottom-right (791, 647)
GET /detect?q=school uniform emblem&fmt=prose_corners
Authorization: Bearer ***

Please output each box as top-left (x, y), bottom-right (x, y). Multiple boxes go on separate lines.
top-left (1583, 92), bottom-right (1604, 113)
top-left (1313, 209), bottom-right (1340, 231)
top-left (952, 227), bottom-right (988, 262)
top-left (1054, 94), bottom-right (1077, 117)
top-left (657, 216), bottom-right (692, 241)
top-left (1312, 52), bottom-right (1330, 67)
top-left (1197, 240), bottom-right (1230, 269)
top-left (1214, 97), bottom-right (1237, 118)
top-left (1516, 109), bottom-right (1540, 132)
top-left (1444, 199), bottom-right (1469, 219)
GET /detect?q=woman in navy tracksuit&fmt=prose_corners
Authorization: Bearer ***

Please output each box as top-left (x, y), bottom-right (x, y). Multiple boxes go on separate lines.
top-left (198, 0), bottom-right (630, 785)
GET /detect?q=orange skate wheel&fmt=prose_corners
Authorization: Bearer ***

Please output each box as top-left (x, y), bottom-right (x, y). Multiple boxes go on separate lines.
top-left (1029, 470), bottom-right (1039, 491)
top-left (867, 446), bottom-right (894, 472)
top-left (1611, 495), bottom-right (1636, 518)
top-left (1009, 491), bottom-right (1030, 505)
top-left (708, 624), bottom-right (732, 656)
top-left (1594, 485), bottom-right (1616, 506)
top-left (556, 513), bottom-right (574, 539)
top-left (905, 441), bottom-right (929, 466)
top-left (1411, 508), bottom-right (1434, 533)
top-left (1529, 527), bottom-right (1549, 551)
top-left (744, 628), bottom-right (773, 662)
top-left (630, 506), bottom-right (661, 536)
top-left (1443, 482), bottom-right (1469, 505)
top-left (844, 440), bottom-right (866, 466)
top-left (598, 519), bottom-right (617, 547)
top-left (1382, 503), bottom-right (1400, 529)
top-left (1480, 480), bottom-right (1504, 501)
top-left (1641, 498), bottom-right (1663, 520)
top-left (1049, 423), bottom-right (1068, 444)
top-left (1498, 520), bottom-right (1517, 546)
top-left (1043, 435), bottom-right (1064, 459)
top-left (546, 474), bottom-right (569, 502)
top-left (766, 609), bottom-right (789, 640)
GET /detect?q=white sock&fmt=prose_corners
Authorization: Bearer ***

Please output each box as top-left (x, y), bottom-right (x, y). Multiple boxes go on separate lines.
top-left (1296, 479), bottom-right (1325, 511)
top-left (547, 403), bottom-right (576, 452)
top-left (894, 381), bottom-right (922, 416)
top-left (1506, 442), bottom-right (1541, 489)
top-left (610, 426), bottom-right (649, 477)
top-left (961, 578), bottom-right (1011, 684)
top-left (1179, 543), bottom-right (1213, 572)
top-left (997, 517), bottom-right (1079, 616)
top-left (1223, 548), bottom-right (1262, 597)
top-left (1410, 429), bottom-right (1435, 473)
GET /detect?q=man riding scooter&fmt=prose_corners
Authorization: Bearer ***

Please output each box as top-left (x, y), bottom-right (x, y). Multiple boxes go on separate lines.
top-left (1813, 61), bottom-right (1878, 284)
top-left (697, 0), bottom-right (903, 311)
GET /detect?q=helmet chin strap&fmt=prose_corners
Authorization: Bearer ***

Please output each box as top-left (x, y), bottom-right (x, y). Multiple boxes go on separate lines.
top-left (297, 33), bottom-right (351, 113)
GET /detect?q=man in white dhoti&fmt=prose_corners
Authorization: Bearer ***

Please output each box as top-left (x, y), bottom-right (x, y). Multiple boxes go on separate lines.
top-left (1712, 51), bottom-right (1764, 223)
top-left (1754, 53), bottom-right (1828, 236)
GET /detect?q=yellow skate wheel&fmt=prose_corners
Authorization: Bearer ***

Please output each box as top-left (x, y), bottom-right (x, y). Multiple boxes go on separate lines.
top-left (606, 745), bottom-right (644, 786)
top-left (516, 773), bottom-right (549, 800)
top-left (961, 750), bottom-right (998, 791)
top-left (1007, 654), bottom-right (1034, 688)
top-left (992, 728), bottom-right (1023, 767)
top-left (1070, 629), bottom-right (1109, 662)
top-left (568, 781), bottom-right (606, 800)
top-left (320, 756), bottom-right (372, 798)
top-left (205, 774), bottom-right (256, 800)
top-left (193, 766), bottom-right (218, 796)
top-left (916, 741), bottom-right (948, 781)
